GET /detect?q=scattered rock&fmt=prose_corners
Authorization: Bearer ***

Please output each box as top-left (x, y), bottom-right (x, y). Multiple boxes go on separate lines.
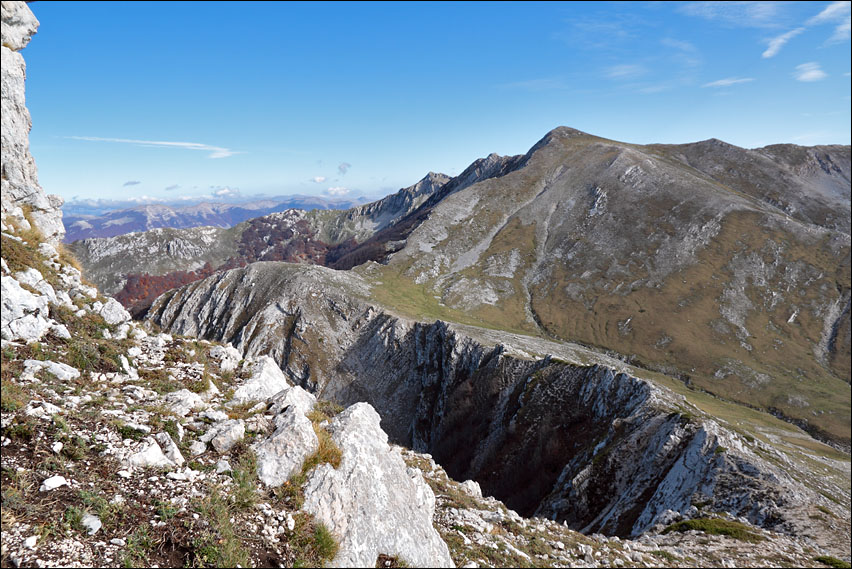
top-left (81, 513), bottom-right (101, 535)
top-left (229, 355), bottom-right (291, 405)
top-left (39, 475), bottom-right (68, 492)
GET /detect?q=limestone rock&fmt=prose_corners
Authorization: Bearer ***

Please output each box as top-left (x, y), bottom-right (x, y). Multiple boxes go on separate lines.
top-left (302, 403), bottom-right (454, 568)
top-left (126, 437), bottom-right (175, 470)
top-left (98, 298), bottom-right (131, 325)
top-left (229, 355), bottom-right (291, 405)
top-left (1, 0), bottom-right (38, 50)
top-left (268, 385), bottom-right (316, 418)
top-left (155, 432), bottom-right (185, 467)
top-left (1, 275), bottom-right (49, 342)
top-left (80, 513), bottom-right (101, 536)
top-left (22, 359), bottom-right (80, 382)
top-left (201, 419), bottom-right (245, 454)
top-left (1, 1), bottom-right (64, 244)
top-left (163, 389), bottom-right (204, 417)
top-left (254, 407), bottom-right (318, 488)
top-left (208, 344), bottom-right (241, 373)
top-left (39, 475), bottom-right (68, 492)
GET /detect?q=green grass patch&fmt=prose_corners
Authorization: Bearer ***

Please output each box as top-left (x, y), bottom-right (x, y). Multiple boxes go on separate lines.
top-left (816, 556), bottom-right (852, 569)
top-left (191, 489), bottom-right (251, 568)
top-left (229, 450), bottom-right (258, 511)
top-left (289, 512), bottom-right (339, 568)
top-left (1, 377), bottom-right (27, 412)
top-left (662, 517), bottom-right (764, 542)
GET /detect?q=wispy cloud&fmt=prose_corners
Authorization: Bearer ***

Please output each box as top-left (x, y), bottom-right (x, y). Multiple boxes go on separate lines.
top-left (310, 176), bottom-right (327, 183)
top-left (164, 184), bottom-right (180, 191)
top-left (702, 77), bottom-right (755, 87)
top-left (762, 27), bottom-right (805, 57)
top-left (807, 1), bottom-right (851, 25)
top-left (122, 180), bottom-right (141, 187)
top-left (604, 64), bottom-right (647, 80)
top-left (68, 136), bottom-right (243, 159)
top-left (793, 62), bottom-right (828, 81)
top-left (337, 162), bottom-right (352, 175)
top-left (807, 1), bottom-right (852, 43)
top-left (326, 186), bottom-right (349, 196)
top-left (678, 1), bottom-right (785, 28)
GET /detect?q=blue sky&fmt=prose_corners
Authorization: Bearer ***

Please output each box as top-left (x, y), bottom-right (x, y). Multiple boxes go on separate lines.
top-left (23, 1), bottom-right (852, 204)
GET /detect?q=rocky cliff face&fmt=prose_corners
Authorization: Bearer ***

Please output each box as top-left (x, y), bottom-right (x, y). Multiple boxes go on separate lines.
top-left (147, 261), bottom-right (850, 553)
top-left (0, 1), bottom-right (64, 244)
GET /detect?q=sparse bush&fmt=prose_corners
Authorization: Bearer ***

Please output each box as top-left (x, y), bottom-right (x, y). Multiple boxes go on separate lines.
top-left (290, 512), bottom-right (339, 568)
top-left (662, 517), bottom-right (764, 542)
top-left (815, 556), bottom-right (852, 569)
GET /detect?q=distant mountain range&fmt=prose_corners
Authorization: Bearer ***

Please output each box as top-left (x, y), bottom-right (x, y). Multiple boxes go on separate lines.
top-left (62, 195), bottom-right (370, 241)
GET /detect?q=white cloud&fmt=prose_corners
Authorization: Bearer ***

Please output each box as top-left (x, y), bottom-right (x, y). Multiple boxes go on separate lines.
top-left (793, 62), bottom-right (828, 81)
top-left (338, 162), bottom-right (352, 175)
top-left (68, 136), bottom-right (243, 158)
top-left (122, 180), bottom-right (141, 186)
top-left (311, 176), bottom-right (327, 183)
top-left (212, 187), bottom-right (241, 197)
top-left (604, 64), bottom-right (647, 79)
top-left (806, 1), bottom-right (851, 44)
top-left (164, 184), bottom-right (180, 191)
top-left (807, 1), bottom-right (851, 25)
top-left (702, 77), bottom-right (755, 87)
top-left (326, 186), bottom-right (349, 196)
top-left (762, 27), bottom-right (805, 57)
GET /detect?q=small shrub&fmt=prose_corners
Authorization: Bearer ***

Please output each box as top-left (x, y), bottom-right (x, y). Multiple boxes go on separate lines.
top-left (815, 556), bottom-right (852, 569)
top-left (154, 499), bottom-right (179, 520)
top-left (64, 505), bottom-right (85, 533)
top-left (115, 423), bottom-right (148, 441)
top-left (662, 518), bottom-right (764, 542)
top-left (290, 513), bottom-right (339, 568)
top-left (121, 525), bottom-right (153, 567)
top-left (0, 378), bottom-right (27, 412)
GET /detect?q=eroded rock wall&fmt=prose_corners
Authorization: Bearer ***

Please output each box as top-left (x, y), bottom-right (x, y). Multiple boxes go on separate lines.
top-left (1, 1), bottom-right (64, 244)
top-left (147, 261), bottom-right (839, 539)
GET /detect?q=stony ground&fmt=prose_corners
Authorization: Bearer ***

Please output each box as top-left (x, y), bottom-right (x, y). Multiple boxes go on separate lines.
top-left (403, 449), bottom-right (850, 569)
top-left (1, 326), bottom-right (342, 568)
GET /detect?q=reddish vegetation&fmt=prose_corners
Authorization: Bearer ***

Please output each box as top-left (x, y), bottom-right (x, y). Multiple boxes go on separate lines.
top-left (112, 209), bottom-right (419, 316)
top-left (115, 263), bottom-right (216, 318)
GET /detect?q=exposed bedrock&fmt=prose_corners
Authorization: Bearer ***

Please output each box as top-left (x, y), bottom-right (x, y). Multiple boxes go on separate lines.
top-left (148, 262), bottom-right (844, 539)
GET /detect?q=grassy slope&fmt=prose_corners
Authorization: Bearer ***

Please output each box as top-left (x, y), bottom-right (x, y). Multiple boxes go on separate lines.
top-left (363, 132), bottom-right (851, 446)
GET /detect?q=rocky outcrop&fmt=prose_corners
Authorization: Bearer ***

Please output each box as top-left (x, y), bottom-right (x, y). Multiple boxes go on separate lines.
top-left (302, 403), bottom-right (454, 568)
top-left (1, 1), bottom-right (64, 244)
top-left (147, 261), bottom-right (850, 546)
